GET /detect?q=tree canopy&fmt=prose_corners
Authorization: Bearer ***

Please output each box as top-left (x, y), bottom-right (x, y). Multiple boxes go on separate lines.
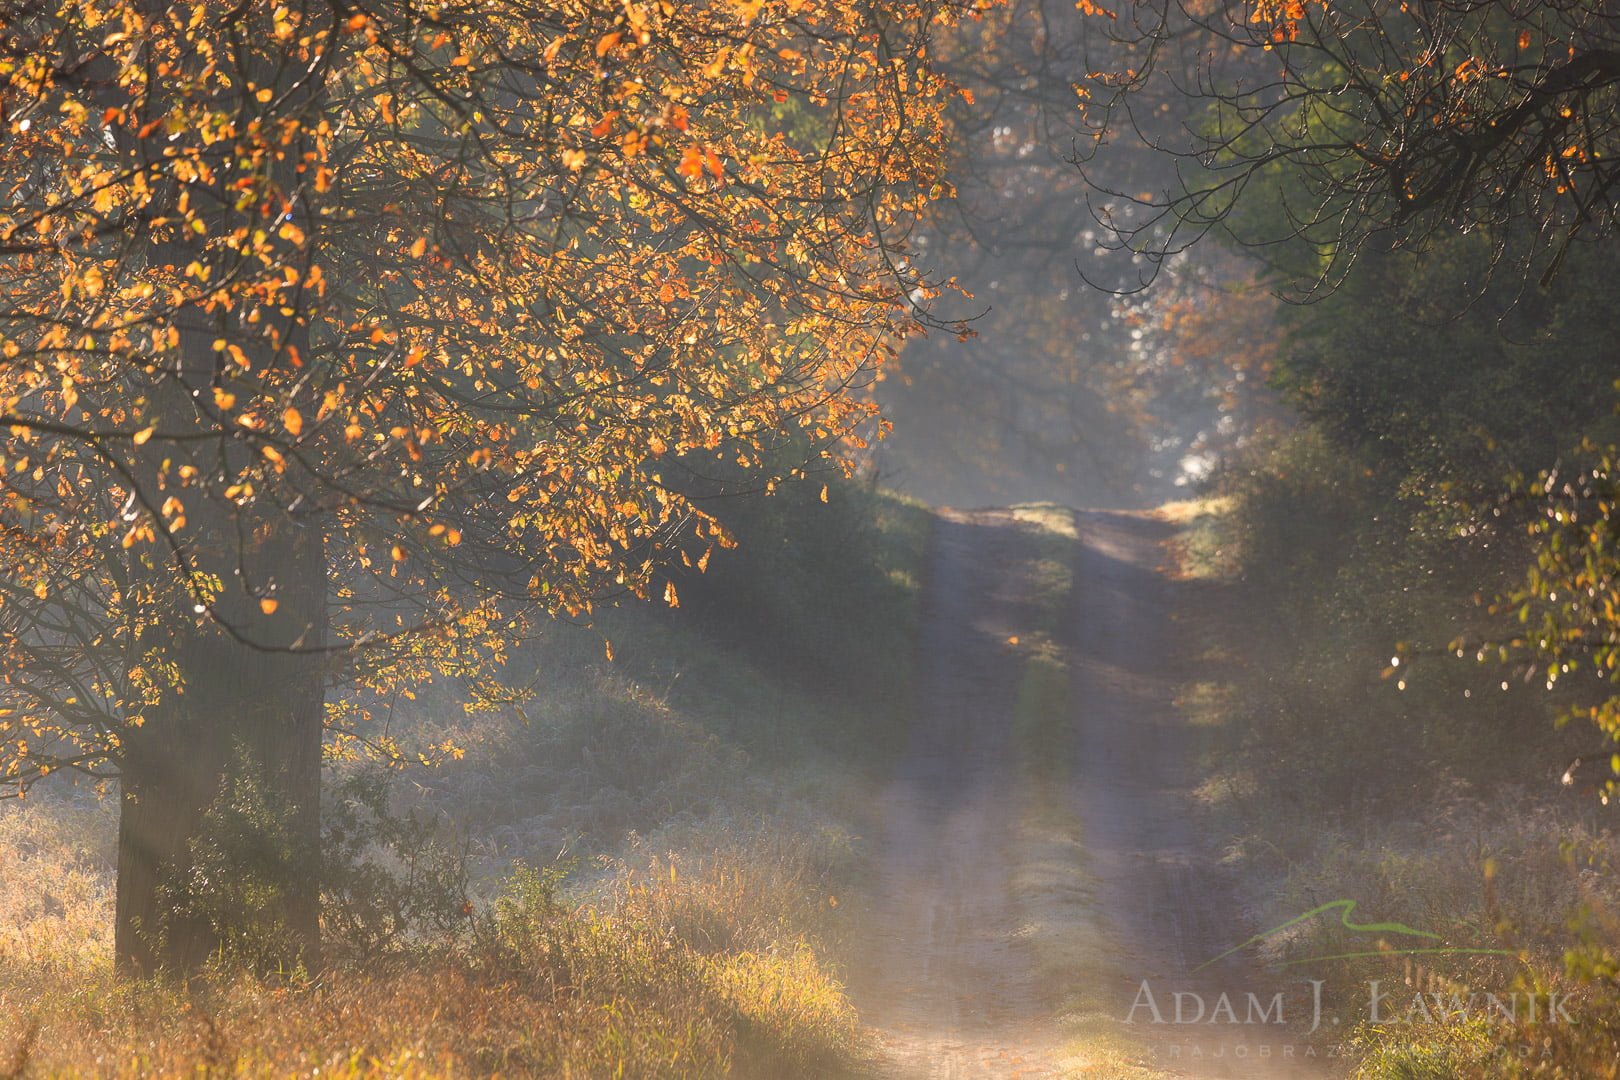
top-left (0, 0), bottom-right (976, 971)
top-left (1078, 0), bottom-right (1620, 292)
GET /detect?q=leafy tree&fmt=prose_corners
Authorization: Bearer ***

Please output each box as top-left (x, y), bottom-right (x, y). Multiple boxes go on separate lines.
top-left (1464, 438), bottom-right (1620, 799)
top-left (0, 0), bottom-right (972, 973)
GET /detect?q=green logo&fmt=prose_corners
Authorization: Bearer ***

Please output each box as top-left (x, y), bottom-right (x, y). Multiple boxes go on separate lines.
top-left (1195, 899), bottom-right (1517, 973)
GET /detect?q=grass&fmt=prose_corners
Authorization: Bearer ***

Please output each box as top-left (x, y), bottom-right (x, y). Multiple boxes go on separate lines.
top-left (0, 787), bottom-right (115, 978)
top-left (0, 697), bottom-right (873, 1079)
top-left (0, 486), bottom-right (935, 1079)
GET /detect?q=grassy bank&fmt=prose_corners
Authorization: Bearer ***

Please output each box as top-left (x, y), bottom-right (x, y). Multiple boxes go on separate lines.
top-left (0, 486), bottom-right (934, 1079)
top-left (1167, 473), bottom-right (1620, 1079)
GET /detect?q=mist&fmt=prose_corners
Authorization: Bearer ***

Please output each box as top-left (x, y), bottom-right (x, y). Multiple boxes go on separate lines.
top-left (3, 1), bottom-right (1619, 1078)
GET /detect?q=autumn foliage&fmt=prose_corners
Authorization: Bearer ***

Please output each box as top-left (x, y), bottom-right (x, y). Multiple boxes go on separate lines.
top-left (0, 0), bottom-right (982, 970)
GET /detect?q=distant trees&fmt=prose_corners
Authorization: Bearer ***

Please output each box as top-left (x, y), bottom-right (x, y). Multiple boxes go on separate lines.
top-left (0, 0), bottom-right (971, 974)
top-left (875, 0), bottom-right (1201, 505)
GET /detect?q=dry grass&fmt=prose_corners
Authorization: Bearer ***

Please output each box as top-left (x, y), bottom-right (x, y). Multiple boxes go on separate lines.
top-left (0, 789), bottom-right (115, 980)
top-left (0, 789), bottom-right (870, 1079)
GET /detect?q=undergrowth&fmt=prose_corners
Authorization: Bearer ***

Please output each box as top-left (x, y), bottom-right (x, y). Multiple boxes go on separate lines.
top-left (0, 486), bottom-right (932, 1079)
top-left (1171, 441), bottom-right (1620, 1079)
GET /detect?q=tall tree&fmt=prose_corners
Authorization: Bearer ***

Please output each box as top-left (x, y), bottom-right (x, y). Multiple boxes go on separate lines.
top-left (0, 0), bottom-right (969, 973)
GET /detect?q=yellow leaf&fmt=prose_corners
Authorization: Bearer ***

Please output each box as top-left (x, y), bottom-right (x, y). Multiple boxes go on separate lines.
top-left (132, 425), bottom-right (155, 445)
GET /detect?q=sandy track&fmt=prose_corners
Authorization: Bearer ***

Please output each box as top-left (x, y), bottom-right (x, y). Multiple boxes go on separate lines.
top-left (846, 508), bottom-right (1322, 1080)
top-left (1068, 510), bottom-right (1315, 1078)
top-left (847, 509), bottom-right (1064, 1079)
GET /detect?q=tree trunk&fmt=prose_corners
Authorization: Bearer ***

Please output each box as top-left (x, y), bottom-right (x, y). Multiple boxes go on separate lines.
top-left (115, 516), bottom-right (326, 977)
top-left (100, 1), bottom-right (333, 979)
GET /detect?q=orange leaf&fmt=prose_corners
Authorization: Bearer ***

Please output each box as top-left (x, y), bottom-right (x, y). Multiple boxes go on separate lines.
top-left (259, 598), bottom-right (279, 615)
top-left (596, 31), bottom-right (622, 57)
top-left (283, 407), bottom-right (303, 436)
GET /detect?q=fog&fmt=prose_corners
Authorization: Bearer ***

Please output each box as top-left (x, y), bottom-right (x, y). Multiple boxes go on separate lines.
top-left (3, 1), bottom-right (1618, 1077)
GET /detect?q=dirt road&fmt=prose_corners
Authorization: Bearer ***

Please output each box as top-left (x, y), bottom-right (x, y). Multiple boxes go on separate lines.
top-left (847, 509), bottom-right (1064, 1079)
top-left (846, 508), bottom-right (1319, 1079)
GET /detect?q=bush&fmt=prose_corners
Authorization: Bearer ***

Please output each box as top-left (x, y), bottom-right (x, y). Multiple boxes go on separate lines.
top-left (321, 768), bottom-right (472, 962)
